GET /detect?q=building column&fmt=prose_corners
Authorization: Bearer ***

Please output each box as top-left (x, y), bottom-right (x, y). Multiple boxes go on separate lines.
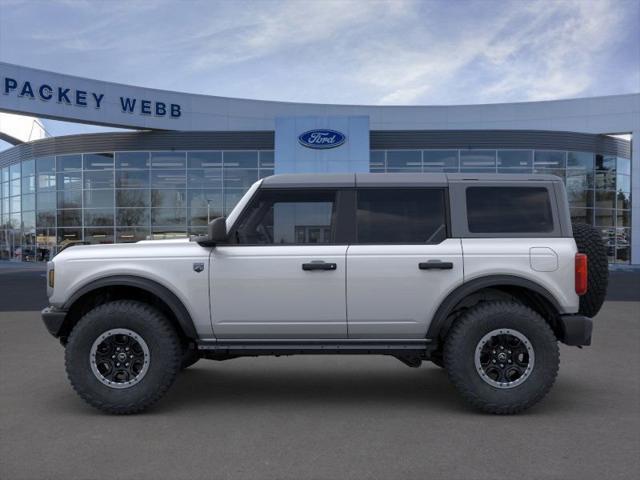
top-left (631, 129), bottom-right (639, 265)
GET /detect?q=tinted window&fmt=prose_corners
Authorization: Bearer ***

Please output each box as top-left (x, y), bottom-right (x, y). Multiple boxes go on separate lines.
top-left (234, 190), bottom-right (336, 245)
top-left (466, 187), bottom-right (553, 233)
top-left (356, 189), bottom-right (447, 244)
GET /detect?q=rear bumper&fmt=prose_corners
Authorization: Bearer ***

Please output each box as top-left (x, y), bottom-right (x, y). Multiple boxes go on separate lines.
top-left (558, 314), bottom-right (593, 346)
top-left (41, 306), bottom-right (68, 338)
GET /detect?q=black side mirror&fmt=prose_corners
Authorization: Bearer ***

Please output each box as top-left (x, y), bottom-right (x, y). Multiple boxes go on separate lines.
top-left (208, 216), bottom-right (228, 244)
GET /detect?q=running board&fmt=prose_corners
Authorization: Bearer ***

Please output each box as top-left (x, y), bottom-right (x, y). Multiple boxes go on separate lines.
top-left (197, 338), bottom-right (434, 356)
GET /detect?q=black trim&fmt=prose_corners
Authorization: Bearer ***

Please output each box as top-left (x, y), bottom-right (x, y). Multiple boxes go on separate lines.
top-left (197, 338), bottom-right (435, 356)
top-left (426, 275), bottom-right (564, 340)
top-left (63, 275), bottom-right (198, 339)
top-left (41, 306), bottom-right (68, 338)
top-left (558, 314), bottom-right (593, 346)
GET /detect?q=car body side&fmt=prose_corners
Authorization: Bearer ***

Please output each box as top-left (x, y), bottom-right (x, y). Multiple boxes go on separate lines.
top-left (45, 174), bottom-right (580, 344)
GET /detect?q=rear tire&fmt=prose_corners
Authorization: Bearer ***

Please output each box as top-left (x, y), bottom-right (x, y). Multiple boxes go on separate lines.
top-left (444, 301), bottom-right (559, 414)
top-left (65, 300), bottom-right (182, 414)
top-left (572, 223), bottom-right (608, 317)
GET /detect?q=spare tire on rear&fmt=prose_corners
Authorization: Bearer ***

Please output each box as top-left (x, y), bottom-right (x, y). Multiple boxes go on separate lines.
top-left (572, 223), bottom-right (608, 317)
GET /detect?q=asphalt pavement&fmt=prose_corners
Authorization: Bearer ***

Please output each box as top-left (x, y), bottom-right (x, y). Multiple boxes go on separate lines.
top-left (0, 263), bottom-right (639, 479)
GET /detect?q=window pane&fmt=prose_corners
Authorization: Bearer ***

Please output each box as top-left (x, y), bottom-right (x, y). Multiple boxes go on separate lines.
top-left (57, 209), bottom-right (82, 227)
top-left (84, 190), bottom-right (114, 209)
top-left (534, 151), bottom-right (566, 169)
top-left (616, 191), bottom-right (631, 210)
top-left (57, 190), bottom-right (82, 209)
top-left (151, 170), bottom-right (186, 188)
top-left (36, 157), bottom-right (55, 174)
top-left (117, 208), bottom-right (149, 226)
top-left (22, 159), bottom-right (35, 176)
top-left (568, 188), bottom-right (594, 208)
top-left (9, 163), bottom-right (20, 180)
top-left (616, 157), bottom-right (630, 176)
top-left (57, 154), bottom-right (82, 171)
top-left (223, 151), bottom-right (258, 168)
top-left (594, 209), bottom-right (614, 227)
top-left (117, 227), bottom-right (150, 243)
top-left (36, 199), bottom-right (56, 218)
top-left (151, 208), bottom-right (187, 227)
top-left (466, 187), bottom-right (554, 233)
top-left (187, 168), bottom-right (222, 188)
top-left (84, 170), bottom-right (114, 189)
top-left (84, 209), bottom-right (115, 226)
top-left (370, 151), bottom-right (385, 169)
top-left (567, 151), bottom-right (594, 170)
top-left (83, 153), bottom-right (114, 170)
top-left (10, 179), bottom-right (20, 196)
top-left (616, 210), bottom-right (630, 228)
top-left (235, 190), bottom-right (336, 244)
top-left (116, 152), bottom-right (149, 169)
top-left (595, 190), bottom-right (616, 209)
top-left (223, 169), bottom-right (258, 189)
top-left (188, 189), bottom-right (223, 209)
top-left (1, 167), bottom-right (8, 183)
top-left (85, 227), bottom-right (114, 244)
top-left (36, 211), bottom-right (55, 228)
top-left (57, 228), bottom-right (82, 244)
top-left (21, 175), bottom-right (35, 194)
top-left (596, 155), bottom-right (616, 172)
top-left (116, 170), bottom-right (149, 188)
top-left (460, 151), bottom-right (496, 171)
top-left (423, 150), bottom-right (458, 172)
top-left (616, 174), bottom-right (630, 193)
top-left (498, 151), bottom-right (532, 170)
top-left (37, 173), bottom-right (56, 191)
top-left (386, 151), bottom-right (421, 169)
top-left (187, 151), bottom-right (222, 169)
top-left (570, 208), bottom-right (593, 225)
top-left (22, 194), bottom-right (35, 211)
top-left (150, 151), bottom-right (186, 169)
top-left (151, 189), bottom-right (186, 208)
top-left (57, 171), bottom-right (82, 190)
top-left (357, 189), bottom-right (447, 244)
top-left (259, 151), bottom-right (274, 168)
top-left (117, 189), bottom-right (150, 208)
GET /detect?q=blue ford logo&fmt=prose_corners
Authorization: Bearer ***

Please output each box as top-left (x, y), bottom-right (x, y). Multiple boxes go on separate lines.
top-left (298, 129), bottom-right (346, 149)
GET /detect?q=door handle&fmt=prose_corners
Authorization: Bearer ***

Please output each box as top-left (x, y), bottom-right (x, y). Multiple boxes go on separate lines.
top-left (419, 260), bottom-right (453, 270)
top-left (302, 261), bottom-right (337, 271)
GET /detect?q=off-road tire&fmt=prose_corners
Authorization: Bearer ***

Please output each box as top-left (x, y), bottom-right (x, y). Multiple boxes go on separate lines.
top-left (572, 223), bottom-right (608, 317)
top-left (65, 300), bottom-right (182, 414)
top-left (444, 301), bottom-right (559, 414)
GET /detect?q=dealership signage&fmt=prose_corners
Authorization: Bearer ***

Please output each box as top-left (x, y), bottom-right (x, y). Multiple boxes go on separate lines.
top-left (2, 76), bottom-right (181, 118)
top-left (298, 129), bottom-right (346, 149)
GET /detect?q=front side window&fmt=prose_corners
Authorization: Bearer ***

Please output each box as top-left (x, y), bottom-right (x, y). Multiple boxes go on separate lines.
top-left (356, 188), bottom-right (447, 244)
top-left (234, 190), bottom-right (336, 245)
top-left (466, 187), bottom-right (553, 233)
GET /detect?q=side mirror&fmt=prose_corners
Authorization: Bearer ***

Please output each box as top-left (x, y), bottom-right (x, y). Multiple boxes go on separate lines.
top-left (208, 216), bottom-right (228, 244)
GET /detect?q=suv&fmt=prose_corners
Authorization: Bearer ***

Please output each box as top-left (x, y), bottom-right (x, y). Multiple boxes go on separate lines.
top-left (42, 173), bottom-right (608, 414)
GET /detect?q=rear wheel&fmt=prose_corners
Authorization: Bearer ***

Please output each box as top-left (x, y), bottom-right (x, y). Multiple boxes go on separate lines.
top-left (444, 301), bottom-right (559, 414)
top-left (65, 300), bottom-right (182, 414)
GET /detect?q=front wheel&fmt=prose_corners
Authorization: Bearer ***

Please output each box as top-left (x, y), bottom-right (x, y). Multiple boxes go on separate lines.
top-left (65, 300), bottom-right (182, 414)
top-left (443, 301), bottom-right (559, 414)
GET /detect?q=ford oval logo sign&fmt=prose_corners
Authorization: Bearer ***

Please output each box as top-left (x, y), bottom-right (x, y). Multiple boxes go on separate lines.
top-left (298, 129), bottom-right (346, 149)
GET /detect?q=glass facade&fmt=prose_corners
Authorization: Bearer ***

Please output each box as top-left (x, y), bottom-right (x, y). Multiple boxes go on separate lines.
top-left (0, 147), bottom-right (631, 264)
top-left (370, 149), bottom-right (632, 264)
top-left (1, 150), bottom-right (274, 261)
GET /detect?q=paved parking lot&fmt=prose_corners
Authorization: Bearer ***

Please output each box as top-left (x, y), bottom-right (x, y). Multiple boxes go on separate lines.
top-left (0, 267), bottom-right (639, 479)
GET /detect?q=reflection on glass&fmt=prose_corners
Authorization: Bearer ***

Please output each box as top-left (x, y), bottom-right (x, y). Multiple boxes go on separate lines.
top-left (57, 190), bottom-right (82, 209)
top-left (116, 152), bottom-right (149, 169)
top-left (460, 150), bottom-right (496, 170)
top-left (117, 189), bottom-right (149, 208)
top-left (150, 152), bottom-right (186, 169)
top-left (84, 209), bottom-right (115, 226)
top-left (83, 153), bottom-right (114, 170)
top-left (117, 208), bottom-right (149, 226)
top-left (423, 150), bottom-right (458, 171)
top-left (57, 155), bottom-right (82, 171)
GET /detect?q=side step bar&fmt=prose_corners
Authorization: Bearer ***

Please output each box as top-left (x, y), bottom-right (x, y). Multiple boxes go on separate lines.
top-left (197, 338), bottom-right (434, 356)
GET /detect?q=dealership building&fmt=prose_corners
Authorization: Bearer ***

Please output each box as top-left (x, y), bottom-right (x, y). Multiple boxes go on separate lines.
top-left (0, 62), bottom-right (638, 264)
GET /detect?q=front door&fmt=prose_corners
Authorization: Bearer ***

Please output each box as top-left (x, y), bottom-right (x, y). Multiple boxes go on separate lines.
top-left (210, 188), bottom-right (348, 338)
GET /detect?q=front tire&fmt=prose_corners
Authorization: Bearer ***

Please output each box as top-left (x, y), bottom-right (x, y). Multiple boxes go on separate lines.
top-left (65, 300), bottom-right (182, 414)
top-left (443, 301), bottom-right (559, 414)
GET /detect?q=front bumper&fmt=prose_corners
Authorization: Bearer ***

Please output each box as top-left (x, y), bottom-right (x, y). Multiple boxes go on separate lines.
top-left (41, 306), bottom-right (68, 338)
top-left (558, 314), bottom-right (593, 346)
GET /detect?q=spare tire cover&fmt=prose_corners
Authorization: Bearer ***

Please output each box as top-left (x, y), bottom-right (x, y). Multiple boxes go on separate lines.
top-left (572, 223), bottom-right (608, 317)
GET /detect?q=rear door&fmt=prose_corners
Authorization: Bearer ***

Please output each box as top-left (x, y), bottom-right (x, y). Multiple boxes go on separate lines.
top-left (346, 188), bottom-right (463, 338)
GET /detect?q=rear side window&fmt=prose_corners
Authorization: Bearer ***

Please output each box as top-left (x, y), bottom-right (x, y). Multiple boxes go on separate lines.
top-left (466, 187), bottom-right (553, 233)
top-left (356, 188), bottom-right (447, 244)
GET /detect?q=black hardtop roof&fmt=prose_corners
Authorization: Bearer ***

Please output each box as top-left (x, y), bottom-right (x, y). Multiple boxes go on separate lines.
top-left (260, 172), bottom-right (562, 188)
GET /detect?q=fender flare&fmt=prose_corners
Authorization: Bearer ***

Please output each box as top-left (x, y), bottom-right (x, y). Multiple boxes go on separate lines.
top-left (426, 275), bottom-right (564, 341)
top-left (63, 275), bottom-right (198, 339)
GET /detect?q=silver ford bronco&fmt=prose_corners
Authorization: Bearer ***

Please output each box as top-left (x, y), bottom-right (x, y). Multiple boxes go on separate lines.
top-left (42, 173), bottom-right (608, 414)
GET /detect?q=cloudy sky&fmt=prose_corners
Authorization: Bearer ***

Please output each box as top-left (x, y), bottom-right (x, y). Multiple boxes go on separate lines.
top-left (0, 0), bottom-right (638, 140)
